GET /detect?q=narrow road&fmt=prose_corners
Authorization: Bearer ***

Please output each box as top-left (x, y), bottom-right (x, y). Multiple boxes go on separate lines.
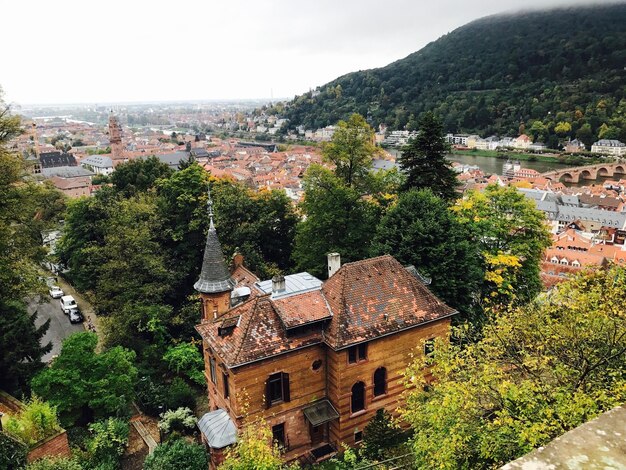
top-left (29, 294), bottom-right (84, 362)
top-left (30, 272), bottom-right (100, 361)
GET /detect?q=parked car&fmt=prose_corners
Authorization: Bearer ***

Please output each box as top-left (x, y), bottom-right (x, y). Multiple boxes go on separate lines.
top-left (68, 307), bottom-right (84, 324)
top-left (49, 286), bottom-right (64, 299)
top-left (60, 295), bottom-right (77, 314)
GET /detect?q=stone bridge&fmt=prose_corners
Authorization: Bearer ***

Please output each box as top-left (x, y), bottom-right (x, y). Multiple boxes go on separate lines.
top-left (541, 162), bottom-right (626, 183)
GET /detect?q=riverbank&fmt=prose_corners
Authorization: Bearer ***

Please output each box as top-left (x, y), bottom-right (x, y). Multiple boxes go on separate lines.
top-left (451, 149), bottom-right (609, 166)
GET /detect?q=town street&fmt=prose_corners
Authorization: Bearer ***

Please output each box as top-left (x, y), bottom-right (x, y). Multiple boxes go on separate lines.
top-left (29, 294), bottom-right (84, 362)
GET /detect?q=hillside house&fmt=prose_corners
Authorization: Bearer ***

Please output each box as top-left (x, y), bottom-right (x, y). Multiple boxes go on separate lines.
top-left (194, 198), bottom-right (457, 467)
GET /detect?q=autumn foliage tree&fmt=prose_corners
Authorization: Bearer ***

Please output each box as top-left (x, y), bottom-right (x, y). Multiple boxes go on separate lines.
top-left (402, 266), bottom-right (626, 469)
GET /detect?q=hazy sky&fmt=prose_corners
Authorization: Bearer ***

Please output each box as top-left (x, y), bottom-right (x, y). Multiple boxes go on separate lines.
top-left (0, 0), bottom-right (606, 105)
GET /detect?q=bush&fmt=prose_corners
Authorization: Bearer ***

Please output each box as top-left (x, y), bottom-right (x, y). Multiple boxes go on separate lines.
top-left (143, 438), bottom-right (207, 470)
top-left (4, 397), bottom-right (60, 446)
top-left (25, 457), bottom-right (82, 470)
top-left (0, 432), bottom-right (27, 469)
top-left (165, 378), bottom-right (196, 411)
top-left (158, 407), bottom-right (197, 437)
top-left (86, 417), bottom-right (129, 467)
top-left (137, 377), bottom-right (196, 416)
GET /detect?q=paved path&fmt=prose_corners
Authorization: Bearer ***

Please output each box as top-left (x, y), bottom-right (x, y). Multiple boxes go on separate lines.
top-left (131, 418), bottom-right (158, 454)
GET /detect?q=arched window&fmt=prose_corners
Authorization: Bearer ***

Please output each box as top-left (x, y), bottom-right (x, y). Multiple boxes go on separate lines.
top-left (351, 381), bottom-right (365, 413)
top-left (373, 367), bottom-right (387, 397)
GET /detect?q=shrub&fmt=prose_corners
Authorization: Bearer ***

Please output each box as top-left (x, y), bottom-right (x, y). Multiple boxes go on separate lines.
top-left (86, 417), bottom-right (129, 467)
top-left (165, 378), bottom-right (196, 411)
top-left (4, 397), bottom-right (60, 446)
top-left (25, 457), bottom-right (82, 470)
top-left (143, 438), bottom-right (207, 470)
top-left (0, 432), bottom-right (28, 469)
top-left (158, 407), bottom-right (197, 436)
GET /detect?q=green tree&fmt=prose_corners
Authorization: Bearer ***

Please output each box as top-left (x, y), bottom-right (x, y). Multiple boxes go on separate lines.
top-left (292, 165), bottom-right (377, 278)
top-left (361, 409), bottom-right (405, 460)
top-left (0, 91), bottom-right (60, 394)
top-left (163, 342), bottom-right (205, 386)
top-left (398, 112), bottom-right (458, 201)
top-left (322, 113), bottom-right (380, 188)
top-left (575, 123), bottom-right (594, 148)
top-left (143, 438), bottom-right (207, 470)
top-left (31, 332), bottom-right (137, 426)
top-left (220, 422), bottom-right (292, 470)
top-left (452, 185), bottom-right (551, 306)
top-left (212, 178), bottom-right (298, 278)
top-left (371, 189), bottom-right (483, 319)
top-left (402, 266), bottom-right (626, 469)
top-left (110, 156), bottom-right (173, 197)
top-left (95, 195), bottom-right (172, 315)
top-left (554, 121), bottom-right (572, 136)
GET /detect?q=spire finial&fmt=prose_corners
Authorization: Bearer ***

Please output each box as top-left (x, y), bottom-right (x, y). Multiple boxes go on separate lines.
top-left (207, 185), bottom-right (215, 229)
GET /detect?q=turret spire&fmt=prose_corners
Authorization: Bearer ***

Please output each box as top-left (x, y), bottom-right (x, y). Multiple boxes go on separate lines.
top-left (207, 187), bottom-right (215, 229)
top-left (194, 185), bottom-right (235, 294)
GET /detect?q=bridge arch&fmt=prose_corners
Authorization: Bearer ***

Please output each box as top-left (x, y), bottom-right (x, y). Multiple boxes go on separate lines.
top-left (597, 167), bottom-right (611, 177)
top-left (580, 169), bottom-right (593, 180)
top-left (559, 172), bottom-right (574, 183)
top-left (614, 165), bottom-right (626, 175)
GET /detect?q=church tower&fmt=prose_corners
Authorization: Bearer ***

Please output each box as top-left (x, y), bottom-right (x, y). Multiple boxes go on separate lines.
top-left (194, 189), bottom-right (235, 321)
top-left (108, 111), bottom-right (124, 162)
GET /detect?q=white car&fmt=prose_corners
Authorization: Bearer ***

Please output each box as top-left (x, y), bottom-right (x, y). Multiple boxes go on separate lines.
top-left (60, 295), bottom-right (77, 314)
top-left (49, 286), bottom-right (64, 299)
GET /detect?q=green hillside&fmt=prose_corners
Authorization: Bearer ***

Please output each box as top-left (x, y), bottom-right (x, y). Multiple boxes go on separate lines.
top-left (273, 3), bottom-right (626, 148)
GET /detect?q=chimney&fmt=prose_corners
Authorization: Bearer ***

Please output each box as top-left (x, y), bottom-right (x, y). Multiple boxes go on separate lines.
top-left (327, 252), bottom-right (341, 278)
top-left (272, 275), bottom-right (286, 293)
top-left (232, 252), bottom-right (244, 269)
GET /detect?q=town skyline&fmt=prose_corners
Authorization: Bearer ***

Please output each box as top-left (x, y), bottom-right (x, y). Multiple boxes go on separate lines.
top-left (2, 0), bottom-right (603, 106)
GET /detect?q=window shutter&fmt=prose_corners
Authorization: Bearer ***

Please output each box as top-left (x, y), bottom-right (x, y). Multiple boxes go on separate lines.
top-left (282, 372), bottom-right (290, 402)
top-left (265, 378), bottom-right (272, 409)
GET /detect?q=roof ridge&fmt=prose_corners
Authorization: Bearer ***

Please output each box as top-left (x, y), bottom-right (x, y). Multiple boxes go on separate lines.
top-left (232, 296), bottom-right (262, 363)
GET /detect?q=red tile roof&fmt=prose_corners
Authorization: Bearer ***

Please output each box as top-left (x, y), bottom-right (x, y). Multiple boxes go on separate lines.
top-left (196, 296), bottom-right (323, 367)
top-left (273, 290), bottom-right (332, 329)
top-left (196, 255), bottom-right (457, 367)
top-left (322, 255), bottom-right (456, 349)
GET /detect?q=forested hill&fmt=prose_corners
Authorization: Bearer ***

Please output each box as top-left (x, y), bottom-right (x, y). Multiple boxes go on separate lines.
top-left (272, 3), bottom-right (626, 147)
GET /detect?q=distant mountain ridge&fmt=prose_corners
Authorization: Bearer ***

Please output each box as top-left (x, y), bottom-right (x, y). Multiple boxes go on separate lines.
top-left (272, 3), bottom-right (626, 148)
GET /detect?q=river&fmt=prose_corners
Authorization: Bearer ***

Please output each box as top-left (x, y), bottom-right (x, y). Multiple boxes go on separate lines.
top-left (385, 150), bottom-right (609, 188)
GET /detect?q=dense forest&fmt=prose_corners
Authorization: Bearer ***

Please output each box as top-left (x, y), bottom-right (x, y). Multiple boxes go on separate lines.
top-left (271, 3), bottom-right (626, 148)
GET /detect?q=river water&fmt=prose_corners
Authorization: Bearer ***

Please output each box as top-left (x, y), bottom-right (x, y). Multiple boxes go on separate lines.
top-left (385, 149), bottom-right (609, 187)
top-left (446, 153), bottom-right (568, 175)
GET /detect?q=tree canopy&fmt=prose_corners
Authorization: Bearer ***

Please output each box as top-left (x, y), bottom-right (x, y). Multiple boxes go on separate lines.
top-left (0, 91), bottom-right (63, 394)
top-left (397, 112), bottom-right (458, 201)
top-left (452, 185), bottom-right (551, 307)
top-left (321, 113), bottom-right (380, 189)
top-left (371, 189), bottom-right (483, 319)
top-left (272, 4), bottom-right (626, 147)
top-left (31, 332), bottom-right (137, 426)
top-left (402, 265), bottom-right (626, 469)
top-left (292, 164), bottom-right (378, 278)
top-left (143, 438), bottom-right (208, 470)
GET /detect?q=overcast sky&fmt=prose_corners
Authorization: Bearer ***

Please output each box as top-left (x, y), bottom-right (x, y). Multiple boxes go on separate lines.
top-left (0, 0), bottom-right (607, 105)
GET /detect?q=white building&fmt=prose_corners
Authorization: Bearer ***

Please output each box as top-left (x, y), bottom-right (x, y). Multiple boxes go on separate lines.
top-left (591, 139), bottom-right (626, 157)
top-left (80, 155), bottom-right (114, 176)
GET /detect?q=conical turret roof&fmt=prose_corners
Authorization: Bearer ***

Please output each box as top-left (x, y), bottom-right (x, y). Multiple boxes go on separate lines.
top-left (194, 190), bottom-right (235, 294)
